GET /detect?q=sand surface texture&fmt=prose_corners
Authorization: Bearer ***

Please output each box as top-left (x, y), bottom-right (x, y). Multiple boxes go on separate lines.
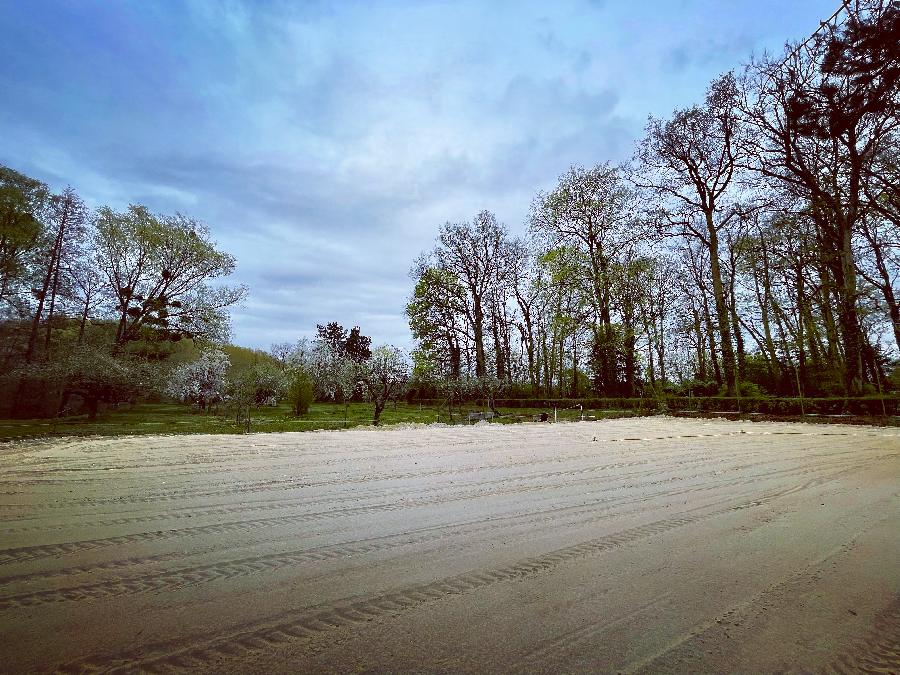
top-left (0, 417), bottom-right (898, 673)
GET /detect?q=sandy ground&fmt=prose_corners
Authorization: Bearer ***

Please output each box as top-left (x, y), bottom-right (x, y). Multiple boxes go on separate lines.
top-left (0, 417), bottom-right (897, 674)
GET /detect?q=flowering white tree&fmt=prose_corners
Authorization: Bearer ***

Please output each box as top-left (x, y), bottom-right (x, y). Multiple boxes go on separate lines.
top-left (166, 349), bottom-right (230, 411)
top-left (355, 345), bottom-right (410, 426)
top-left (310, 342), bottom-right (356, 402)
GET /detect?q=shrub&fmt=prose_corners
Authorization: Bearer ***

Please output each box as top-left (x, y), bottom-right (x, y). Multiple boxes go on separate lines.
top-left (288, 370), bottom-right (315, 416)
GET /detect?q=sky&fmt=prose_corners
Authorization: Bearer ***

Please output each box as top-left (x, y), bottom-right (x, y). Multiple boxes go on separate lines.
top-left (0, 0), bottom-right (838, 350)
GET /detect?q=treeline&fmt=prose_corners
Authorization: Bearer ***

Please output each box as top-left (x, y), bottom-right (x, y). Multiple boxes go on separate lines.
top-left (407, 0), bottom-right (900, 402)
top-left (0, 169), bottom-right (246, 417)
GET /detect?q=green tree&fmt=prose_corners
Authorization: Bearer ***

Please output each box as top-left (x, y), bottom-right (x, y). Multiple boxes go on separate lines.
top-left (530, 164), bottom-right (641, 395)
top-left (406, 266), bottom-right (468, 380)
top-left (355, 345), bottom-right (409, 426)
top-left (25, 347), bottom-right (155, 419)
top-left (0, 165), bottom-right (47, 317)
top-left (420, 211), bottom-right (514, 377)
top-left (93, 205), bottom-right (246, 348)
top-left (344, 326), bottom-right (372, 362)
top-left (287, 368), bottom-right (315, 416)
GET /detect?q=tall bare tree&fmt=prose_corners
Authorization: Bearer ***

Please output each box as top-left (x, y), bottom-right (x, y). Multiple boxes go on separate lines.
top-left (421, 211), bottom-right (514, 378)
top-left (635, 73), bottom-right (744, 396)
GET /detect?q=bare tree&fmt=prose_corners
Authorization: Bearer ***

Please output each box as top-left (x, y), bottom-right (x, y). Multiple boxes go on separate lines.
top-left (65, 254), bottom-right (106, 346)
top-left (635, 73), bottom-right (744, 396)
top-left (421, 211), bottom-right (514, 377)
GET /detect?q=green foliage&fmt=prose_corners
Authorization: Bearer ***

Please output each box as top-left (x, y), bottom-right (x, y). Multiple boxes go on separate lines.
top-left (222, 344), bottom-right (279, 375)
top-left (742, 382), bottom-right (767, 399)
top-left (13, 346), bottom-right (159, 418)
top-left (0, 165), bottom-right (48, 313)
top-left (406, 268), bottom-right (467, 368)
top-left (0, 397), bottom-right (896, 443)
top-left (739, 353), bottom-right (779, 394)
top-left (889, 363), bottom-right (900, 391)
top-left (93, 205), bottom-right (246, 346)
top-left (245, 363), bottom-right (287, 406)
top-left (287, 369), bottom-right (315, 416)
top-left (672, 380), bottom-right (720, 397)
top-left (226, 362), bottom-right (287, 414)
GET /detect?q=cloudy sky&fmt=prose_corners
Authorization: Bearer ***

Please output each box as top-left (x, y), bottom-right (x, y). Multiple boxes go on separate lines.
top-left (0, 0), bottom-right (835, 349)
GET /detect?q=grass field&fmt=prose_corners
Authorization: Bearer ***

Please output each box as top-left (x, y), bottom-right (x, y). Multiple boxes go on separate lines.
top-left (0, 401), bottom-right (640, 441)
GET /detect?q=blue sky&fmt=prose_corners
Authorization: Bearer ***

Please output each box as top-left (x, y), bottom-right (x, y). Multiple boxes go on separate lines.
top-left (0, 0), bottom-right (836, 349)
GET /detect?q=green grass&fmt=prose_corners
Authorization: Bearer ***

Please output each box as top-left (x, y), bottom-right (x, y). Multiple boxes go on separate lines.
top-left (0, 401), bottom-right (639, 442)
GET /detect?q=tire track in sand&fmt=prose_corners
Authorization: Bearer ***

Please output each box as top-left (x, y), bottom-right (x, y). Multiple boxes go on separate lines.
top-left (0, 440), bottom-right (863, 537)
top-left (0, 455), bottom-right (679, 534)
top-left (10, 427), bottom-right (837, 510)
top-left (0, 472), bottom-right (784, 610)
top-left (1, 447), bottom-right (886, 568)
top-left (0, 442), bottom-right (769, 535)
top-left (5, 439), bottom-right (723, 511)
top-left (0, 449), bottom-right (876, 567)
top-left (0, 459), bottom-right (784, 592)
top-left (625, 506), bottom-right (900, 674)
top-left (56, 469), bottom-right (859, 673)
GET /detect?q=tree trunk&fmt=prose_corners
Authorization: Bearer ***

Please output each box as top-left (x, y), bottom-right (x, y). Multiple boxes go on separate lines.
top-left (570, 335), bottom-right (578, 398)
top-left (491, 310), bottom-right (505, 380)
top-left (865, 229), bottom-right (900, 354)
top-left (86, 395), bottom-right (99, 420)
top-left (705, 214), bottom-right (737, 395)
top-left (43, 247), bottom-right (64, 355)
top-left (692, 305), bottom-right (707, 380)
top-left (557, 332), bottom-right (565, 398)
top-left (795, 266), bottom-right (807, 394)
top-left (472, 300), bottom-right (486, 377)
top-left (24, 246), bottom-right (57, 362)
top-left (835, 221), bottom-right (865, 395)
top-left (656, 306), bottom-right (667, 385)
top-left (701, 296), bottom-right (722, 385)
top-left (373, 400), bottom-right (386, 426)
